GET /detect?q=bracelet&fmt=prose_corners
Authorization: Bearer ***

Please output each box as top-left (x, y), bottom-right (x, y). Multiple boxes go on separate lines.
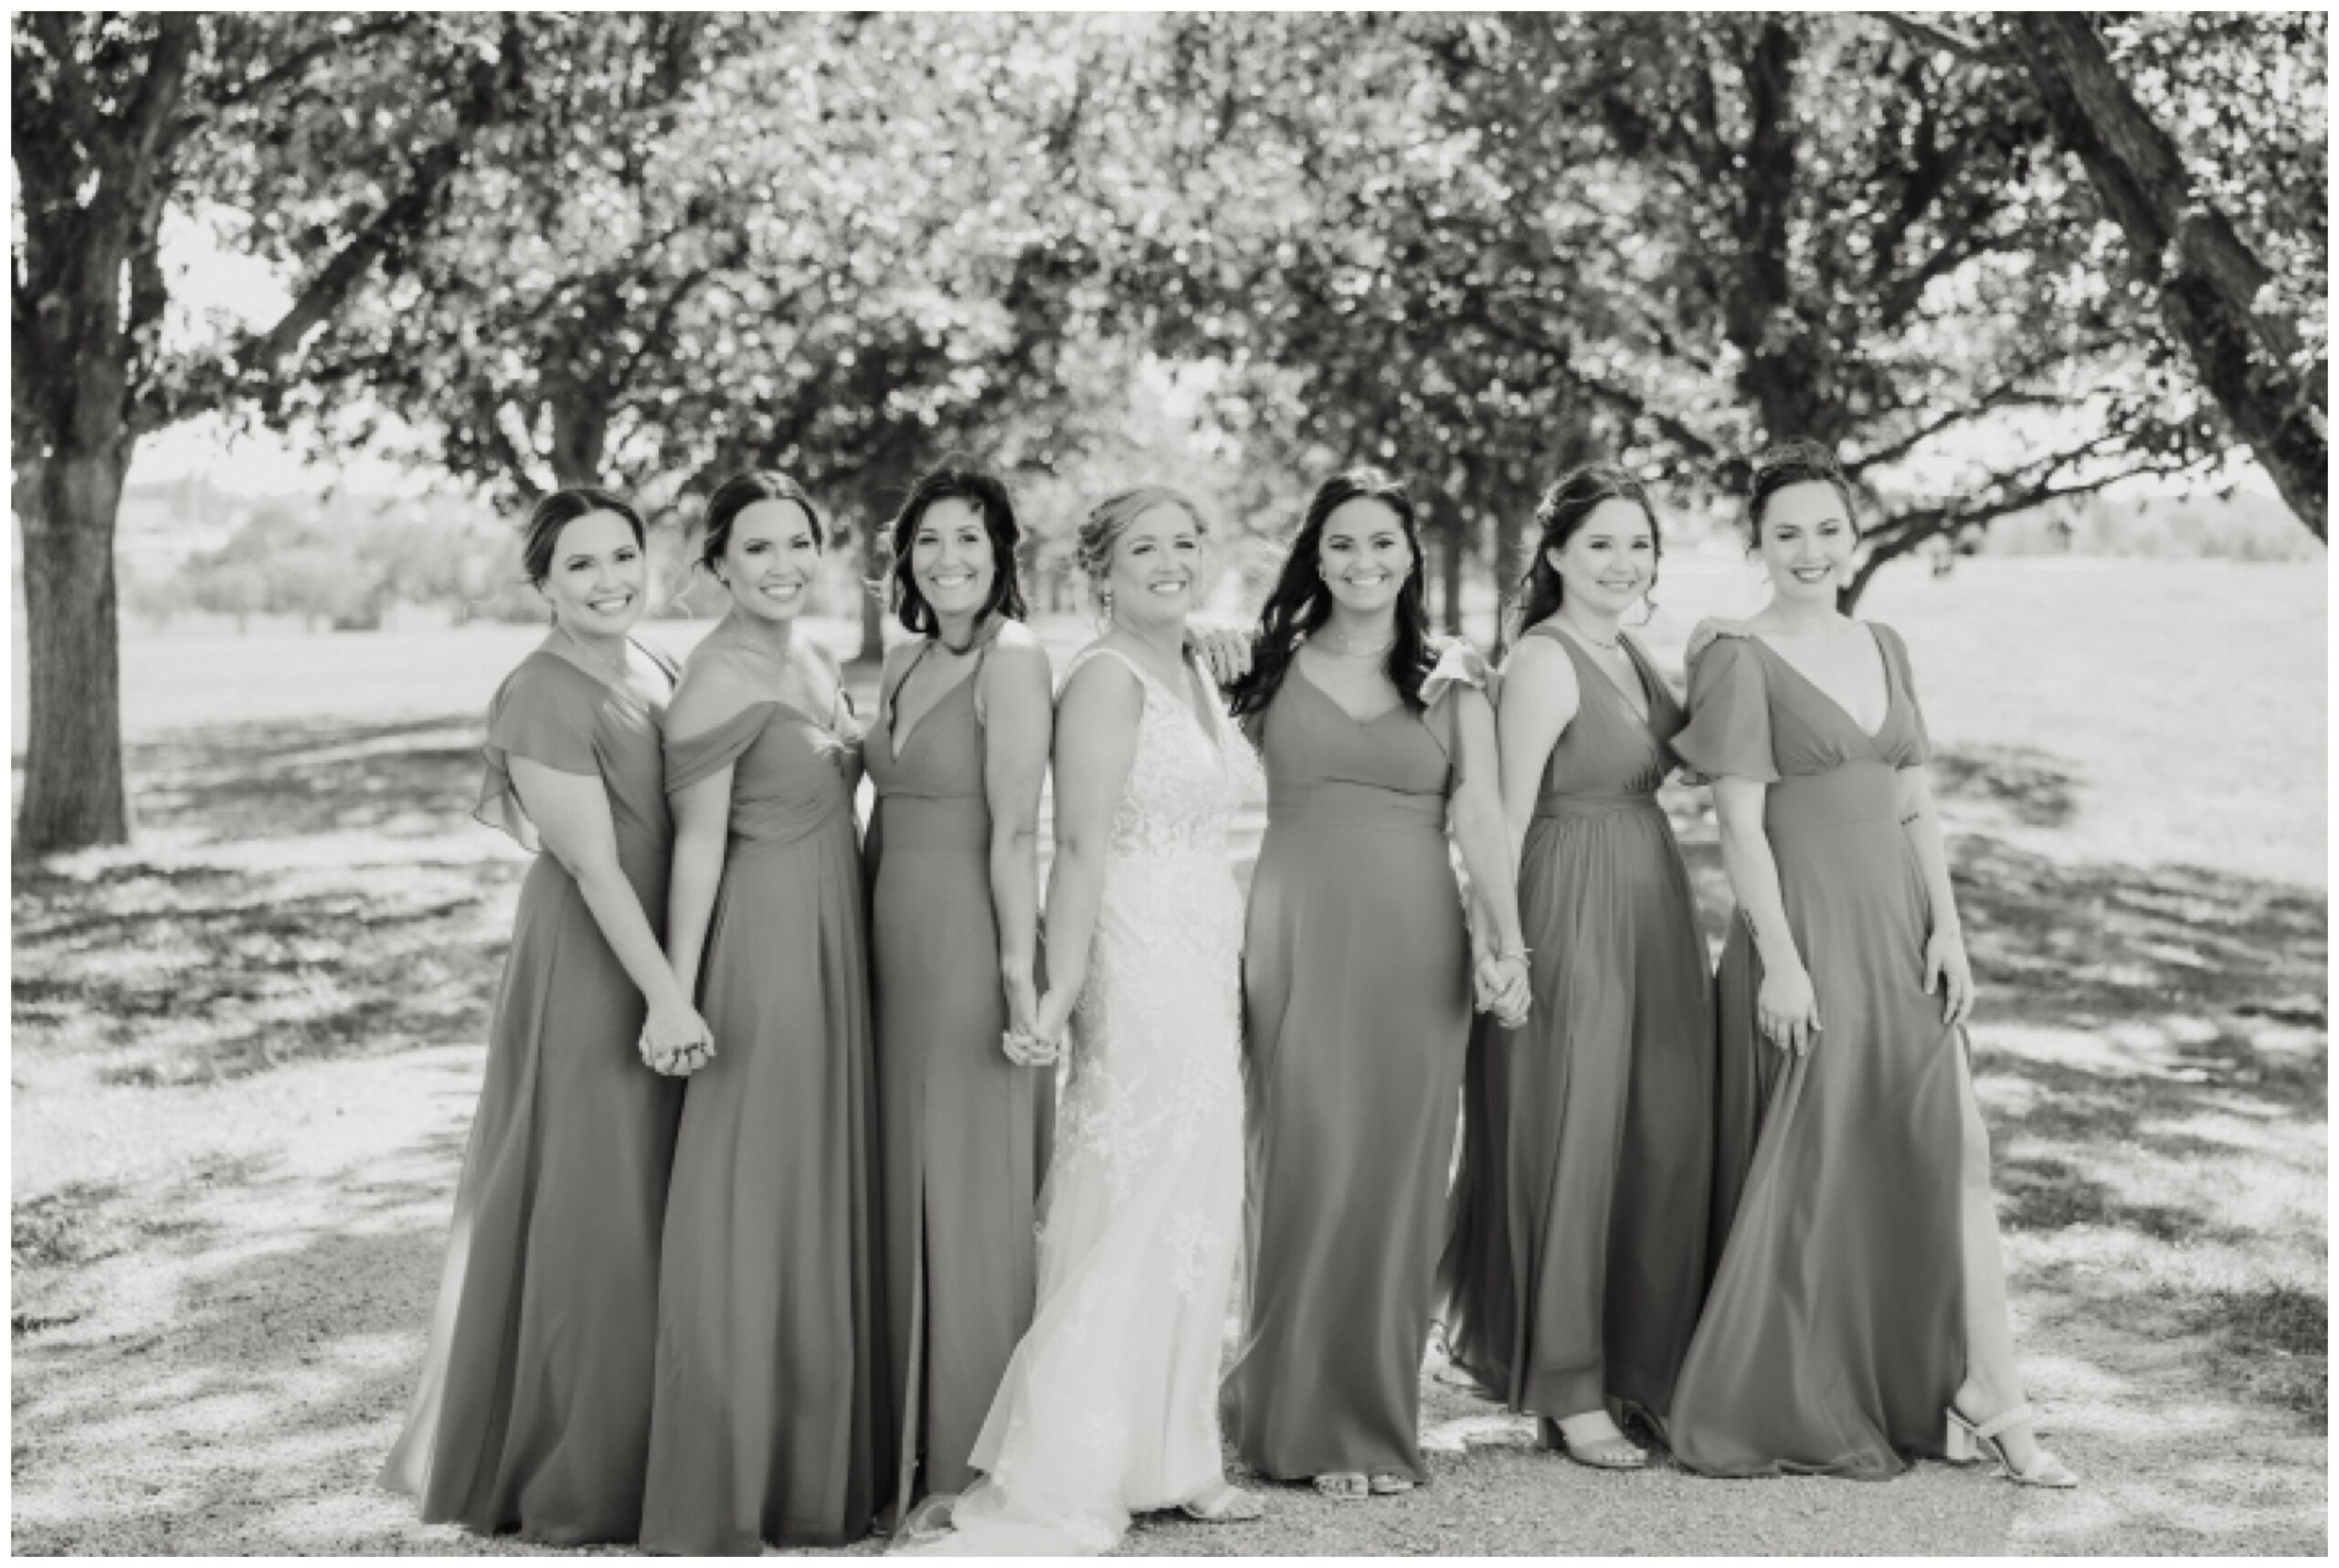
top-left (1496, 947), bottom-right (1531, 961)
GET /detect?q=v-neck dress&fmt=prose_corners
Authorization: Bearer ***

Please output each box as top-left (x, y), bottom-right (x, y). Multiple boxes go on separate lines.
top-left (381, 646), bottom-right (686, 1545)
top-left (863, 628), bottom-right (1056, 1529)
top-left (1666, 622), bottom-right (1966, 1478)
top-left (640, 694), bottom-right (889, 1552)
top-left (1222, 644), bottom-right (1487, 1485)
top-left (1436, 626), bottom-right (1715, 1434)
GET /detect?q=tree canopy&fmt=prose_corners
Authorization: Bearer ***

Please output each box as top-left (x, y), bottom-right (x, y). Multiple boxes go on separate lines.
top-left (12, 9), bottom-right (2328, 852)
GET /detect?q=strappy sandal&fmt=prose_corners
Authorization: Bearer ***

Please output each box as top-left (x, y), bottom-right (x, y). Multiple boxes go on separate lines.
top-left (1312, 1472), bottom-right (1370, 1501)
top-left (1540, 1415), bottom-right (1648, 1471)
top-left (1180, 1481), bottom-right (1265, 1522)
top-left (1945, 1404), bottom-right (2079, 1489)
top-left (1367, 1472), bottom-right (1416, 1496)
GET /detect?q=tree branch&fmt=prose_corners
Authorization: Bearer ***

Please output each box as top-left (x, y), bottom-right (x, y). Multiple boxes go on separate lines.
top-left (1868, 12), bottom-right (2000, 66)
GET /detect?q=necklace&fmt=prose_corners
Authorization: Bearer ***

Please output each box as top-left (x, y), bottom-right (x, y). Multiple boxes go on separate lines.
top-left (1312, 627), bottom-right (1396, 659)
top-left (557, 623), bottom-right (631, 683)
top-left (1558, 618), bottom-right (1622, 652)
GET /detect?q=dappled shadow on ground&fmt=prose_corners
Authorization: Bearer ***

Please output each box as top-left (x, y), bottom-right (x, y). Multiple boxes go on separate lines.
top-left (125, 716), bottom-right (488, 845)
top-left (14, 714), bottom-right (514, 1088)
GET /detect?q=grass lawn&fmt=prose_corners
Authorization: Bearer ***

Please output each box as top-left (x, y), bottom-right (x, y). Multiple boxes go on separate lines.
top-left (9, 556), bottom-right (2326, 1553)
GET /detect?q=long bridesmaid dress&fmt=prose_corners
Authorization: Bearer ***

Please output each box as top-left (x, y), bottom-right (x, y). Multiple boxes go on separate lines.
top-left (381, 645), bottom-right (684, 1544)
top-left (863, 624), bottom-right (1055, 1530)
top-left (639, 694), bottom-right (889, 1553)
top-left (1223, 647), bottom-right (1486, 1487)
top-left (1667, 623), bottom-right (1965, 1478)
top-left (1436, 627), bottom-right (1713, 1436)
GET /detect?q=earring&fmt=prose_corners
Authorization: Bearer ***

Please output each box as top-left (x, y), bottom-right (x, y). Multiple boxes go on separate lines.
top-left (1100, 588), bottom-right (1115, 627)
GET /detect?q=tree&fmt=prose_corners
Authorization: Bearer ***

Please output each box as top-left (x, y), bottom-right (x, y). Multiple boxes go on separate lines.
top-left (294, 12), bottom-right (1124, 661)
top-left (2005, 12), bottom-right (2325, 537)
top-left (11, 14), bottom-right (525, 853)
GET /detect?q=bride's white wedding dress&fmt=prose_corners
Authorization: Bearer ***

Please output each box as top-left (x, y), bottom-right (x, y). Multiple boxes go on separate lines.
top-left (919, 644), bottom-right (1261, 1556)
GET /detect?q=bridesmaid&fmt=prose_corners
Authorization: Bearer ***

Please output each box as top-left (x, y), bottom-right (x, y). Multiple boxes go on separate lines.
top-left (863, 466), bottom-right (1056, 1538)
top-left (1222, 468), bottom-right (1529, 1500)
top-left (1435, 464), bottom-right (1716, 1470)
top-left (1667, 440), bottom-right (2076, 1487)
top-left (381, 488), bottom-right (708, 1543)
top-left (640, 471), bottom-right (891, 1552)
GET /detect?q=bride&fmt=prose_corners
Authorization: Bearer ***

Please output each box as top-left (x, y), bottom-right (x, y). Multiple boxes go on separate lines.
top-left (914, 487), bottom-right (1265, 1555)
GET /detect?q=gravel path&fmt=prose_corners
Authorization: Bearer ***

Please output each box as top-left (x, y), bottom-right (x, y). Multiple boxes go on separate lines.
top-left (12, 1036), bottom-right (2323, 1556)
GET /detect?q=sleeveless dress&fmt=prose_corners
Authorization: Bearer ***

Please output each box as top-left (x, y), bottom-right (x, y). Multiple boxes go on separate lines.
top-left (639, 694), bottom-right (890, 1552)
top-left (1667, 622), bottom-right (1965, 1478)
top-left (863, 626), bottom-right (1056, 1530)
top-left (381, 644), bottom-right (685, 1544)
top-left (1223, 645), bottom-right (1487, 1485)
top-left (925, 644), bottom-right (1261, 1557)
top-left (1436, 627), bottom-right (1714, 1433)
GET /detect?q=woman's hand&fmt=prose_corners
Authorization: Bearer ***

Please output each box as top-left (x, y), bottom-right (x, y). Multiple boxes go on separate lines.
top-left (1757, 964), bottom-right (1822, 1057)
top-left (1005, 985), bottom-right (1075, 1067)
top-left (640, 997), bottom-right (714, 1075)
top-left (1186, 625), bottom-right (1254, 686)
top-left (1000, 969), bottom-right (1057, 1065)
top-left (1923, 926), bottom-right (1976, 1027)
top-left (1474, 952), bottom-right (1532, 1030)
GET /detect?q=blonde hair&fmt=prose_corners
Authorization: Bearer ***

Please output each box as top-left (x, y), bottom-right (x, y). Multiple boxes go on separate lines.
top-left (1075, 486), bottom-right (1206, 608)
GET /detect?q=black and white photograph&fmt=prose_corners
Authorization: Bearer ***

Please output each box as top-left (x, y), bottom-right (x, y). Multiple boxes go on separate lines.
top-left (9, 7), bottom-right (2327, 1556)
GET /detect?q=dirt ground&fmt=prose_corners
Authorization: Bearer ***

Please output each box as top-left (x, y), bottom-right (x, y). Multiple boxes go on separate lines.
top-left (13, 563), bottom-right (2329, 1555)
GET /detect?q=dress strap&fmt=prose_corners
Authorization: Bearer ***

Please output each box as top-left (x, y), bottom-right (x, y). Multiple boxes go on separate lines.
top-left (881, 639), bottom-right (936, 734)
top-left (630, 636), bottom-right (683, 686)
top-left (1062, 642), bottom-right (1158, 697)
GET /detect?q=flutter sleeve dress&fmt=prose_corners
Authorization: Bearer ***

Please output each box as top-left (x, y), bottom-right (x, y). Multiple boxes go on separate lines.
top-left (379, 646), bottom-right (684, 1545)
top-left (1666, 624), bottom-right (1969, 1479)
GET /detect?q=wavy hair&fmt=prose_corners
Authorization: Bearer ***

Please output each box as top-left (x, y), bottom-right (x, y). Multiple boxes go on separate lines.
top-left (884, 464), bottom-right (1030, 637)
top-left (1227, 467), bottom-right (1436, 719)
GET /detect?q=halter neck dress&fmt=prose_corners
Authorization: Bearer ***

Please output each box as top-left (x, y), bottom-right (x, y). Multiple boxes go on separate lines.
top-left (863, 625), bottom-right (1056, 1531)
top-left (1223, 642), bottom-right (1488, 1486)
top-left (1436, 625), bottom-right (1715, 1434)
top-left (640, 687), bottom-right (889, 1552)
top-left (1667, 622), bottom-right (1967, 1478)
top-left (381, 643), bottom-right (685, 1544)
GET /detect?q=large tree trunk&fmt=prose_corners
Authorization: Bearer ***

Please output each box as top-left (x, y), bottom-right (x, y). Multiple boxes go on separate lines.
top-left (2008, 14), bottom-right (2326, 538)
top-left (16, 448), bottom-right (132, 853)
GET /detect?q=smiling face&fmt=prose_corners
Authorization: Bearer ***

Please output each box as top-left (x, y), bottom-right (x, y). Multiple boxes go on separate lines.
top-left (910, 496), bottom-right (997, 626)
top-left (1549, 496), bottom-right (1656, 618)
top-left (719, 499), bottom-right (822, 623)
top-left (1106, 503), bottom-right (1202, 631)
top-left (1316, 497), bottom-right (1414, 618)
top-left (538, 510), bottom-right (648, 638)
top-left (1755, 481), bottom-right (1857, 606)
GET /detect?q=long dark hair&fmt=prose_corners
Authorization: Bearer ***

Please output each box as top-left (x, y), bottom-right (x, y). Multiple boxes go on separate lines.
top-left (1508, 462), bottom-right (1662, 640)
top-left (521, 487), bottom-right (647, 587)
top-left (884, 464), bottom-right (1030, 636)
top-left (697, 469), bottom-right (827, 577)
top-left (1744, 438), bottom-right (1858, 543)
top-left (1227, 467), bottom-right (1436, 720)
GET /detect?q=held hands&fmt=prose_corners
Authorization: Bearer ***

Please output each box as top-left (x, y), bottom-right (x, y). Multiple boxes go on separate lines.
top-left (1185, 626), bottom-right (1254, 686)
top-left (1923, 927), bottom-right (1977, 1026)
top-left (1756, 965), bottom-right (1822, 1057)
top-left (1001, 984), bottom-right (1074, 1068)
top-left (1472, 951), bottom-right (1532, 1031)
top-left (640, 997), bottom-right (715, 1076)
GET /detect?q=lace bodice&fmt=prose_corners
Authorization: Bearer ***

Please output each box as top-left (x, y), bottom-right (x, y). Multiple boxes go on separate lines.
top-left (1062, 645), bottom-right (1260, 861)
top-left (934, 641), bottom-right (1255, 1553)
